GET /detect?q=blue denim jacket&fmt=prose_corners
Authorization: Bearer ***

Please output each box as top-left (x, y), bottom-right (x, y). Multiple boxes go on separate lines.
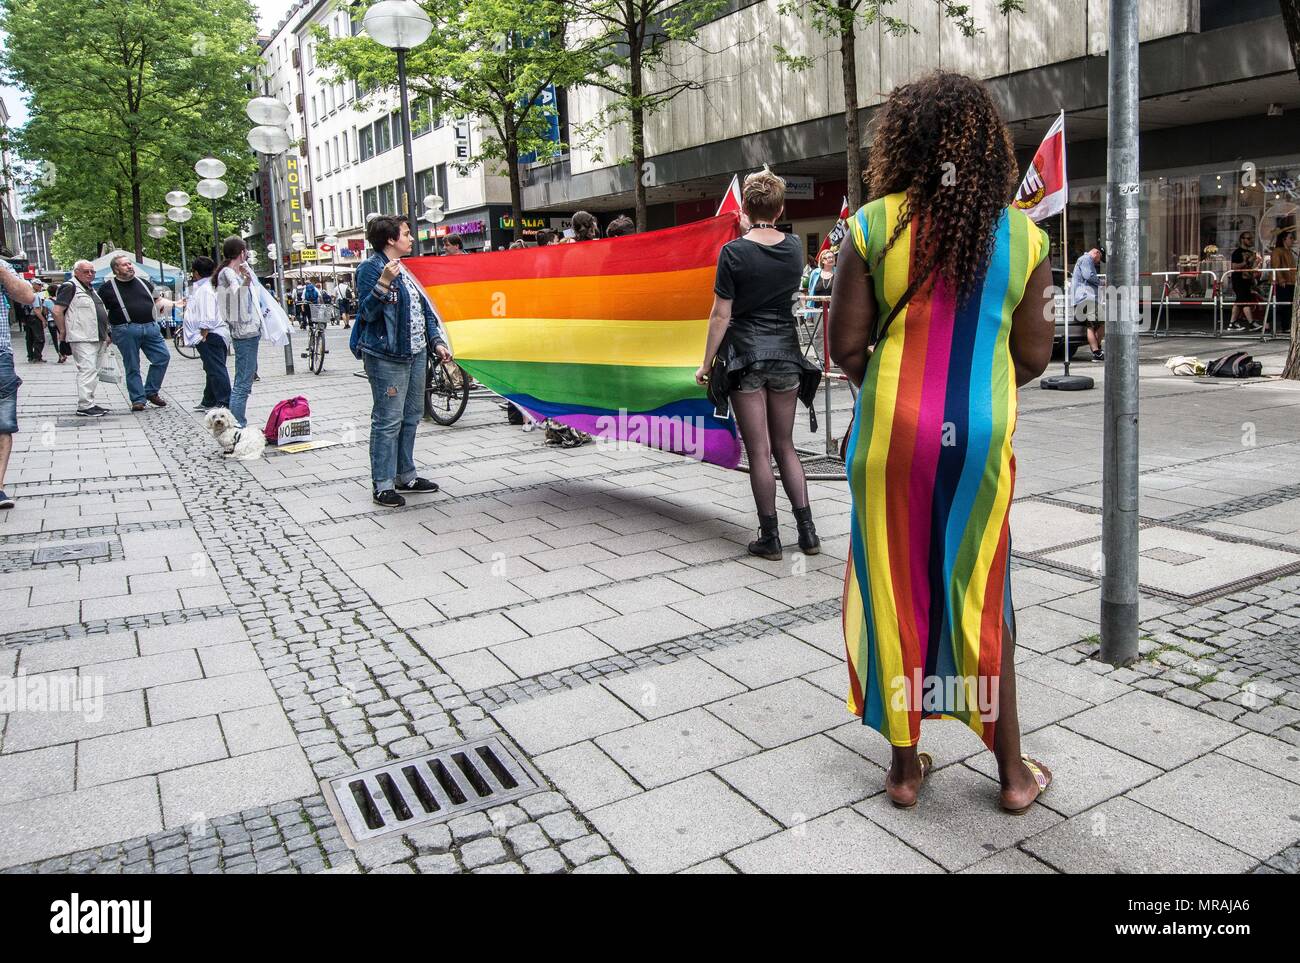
top-left (350, 251), bottom-right (448, 362)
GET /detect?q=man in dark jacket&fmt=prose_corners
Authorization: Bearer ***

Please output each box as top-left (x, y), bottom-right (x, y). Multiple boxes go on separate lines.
top-left (352, 215), bottom-right (452, 507)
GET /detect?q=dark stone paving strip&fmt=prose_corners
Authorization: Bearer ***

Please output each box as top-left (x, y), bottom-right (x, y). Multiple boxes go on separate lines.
top-left (0, 604), bottom-right (233, 649)
top-left (0, 537), bottom-right (123, 575)
top-left (0, 518), bottom-right (186, 546)
top-left (1164, 481), bottom-right (1300, 526)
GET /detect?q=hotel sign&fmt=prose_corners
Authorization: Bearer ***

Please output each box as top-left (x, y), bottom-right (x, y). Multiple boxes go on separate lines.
top-left (285, 155), bottom-right (304, 231)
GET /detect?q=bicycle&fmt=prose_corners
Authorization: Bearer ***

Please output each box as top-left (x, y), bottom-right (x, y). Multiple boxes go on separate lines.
top-left (425, 354), bottom-right (470, 425)
top-left (305, 303), bottom-right (337, 374)
top-left (165, 320), bottom-right (198, 360)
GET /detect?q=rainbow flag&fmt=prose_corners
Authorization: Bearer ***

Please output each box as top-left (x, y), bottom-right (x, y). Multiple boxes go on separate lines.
top-left (405, 214), bottom-right (743, 468)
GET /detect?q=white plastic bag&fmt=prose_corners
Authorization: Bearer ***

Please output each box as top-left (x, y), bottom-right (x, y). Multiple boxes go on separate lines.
top-left (255, 284), bottom-right (291, 347)
top-left (98, 345), bottom-right (124, 385)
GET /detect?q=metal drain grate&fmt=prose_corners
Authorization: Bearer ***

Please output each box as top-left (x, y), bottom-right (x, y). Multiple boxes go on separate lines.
top-left (328, 735), bottom-right (544, 842)
top-left (33, 541), bottom-right (111, 564)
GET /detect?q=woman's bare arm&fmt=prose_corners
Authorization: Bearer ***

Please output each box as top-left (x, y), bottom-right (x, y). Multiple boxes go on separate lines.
top-left (829, 239), bottom-right (876, 388)
top-left (695, 296), bottom-right (732, 385)
top-left (1009, 258), bottom-right (1056, 387)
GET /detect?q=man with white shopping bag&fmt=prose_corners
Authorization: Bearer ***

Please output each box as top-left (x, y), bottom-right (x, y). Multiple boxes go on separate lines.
top-left (53, 260), bottom-right (114, 417)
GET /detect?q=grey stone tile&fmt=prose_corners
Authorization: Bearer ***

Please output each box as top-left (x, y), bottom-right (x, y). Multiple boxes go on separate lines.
top-left (1015, 655), bottom-right (1131, 705)
top-left (600, 657), bottom-right (746, 721)
top-left (784, 618), bottom-right (846, 657)
top-left (491, 627), bottom-right (616, 677)
top-left (409, 612), bottom-right (527, 659)
top-left (438, 650), bottom-right (517, 691)
top-left (1022, 797), bottom-right (1257, 873)
top-left (716, 734), bottom-right (883, 826)
top-left (17, 631), bottom-right (138, 674)
top-left (198, 640), bottom-right (263, 678)
top-left (587, 607), bottom-right (706, 652)
top-left (727, 807), bottom-right (942, 874)
top-left (589, 576), bottom-right (700, 615)
top-left (595, 707), bottom-right (758, 789)
top-left (158, 746), bottom-right (317, 829)
top-left (504, 595), bottom-right (619, 637)
top-left (705, 678), bottom-right (848, 749)
top-left (1013, 604), bottom-right (1099, 655)
top-left (79, 716), bottom-right (229, 787)
top-left (956, 848), bottom-right (1058, 874)
top-left (147, 670), bottom-right (279, 725)
top-left (491, 684), bottom-right (641, 755)
top-left (664, 560), bottom-right (771, 595)
top-left (588, 772), bottom-right (780, 874)
top-left (1216, 732), bottom-right (1300, 786)
top-left (81, 649), bottom-right (202, 696)
top-left (0, 776), bottom-right (161, 870)
top-left (964, 724), bottom-right (1161, 816)
top-left (669, 588), bottom-right (787, 630)
top-left (701, 632), bottom-right (835, 689)
top-left (534, 741), bottom-right (641, 811)
top-left (855, 765), bottom-right (1062, 871)
top-left (680, 858), bottom-right (737, 874)
top-left (137, 614), bottom-right (247, 655)
top-left (1061, 691), bottom-right (1245, 769)
top-left (827, 718), bottom-right (989, 772)
top-left (1014, 676), bottom-right (1093, 733)
top-left (0, 744), bottom-right (76, 805)
top-left (220, 704), bottom-right (299, 756)
top-left (1127, 754), bottom-right (1300, 860)
top-left (2, 691), bottom-right (147, 752)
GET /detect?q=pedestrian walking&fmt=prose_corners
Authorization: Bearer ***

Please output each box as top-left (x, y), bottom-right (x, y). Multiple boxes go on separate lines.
top-left (16, 285), bottom-right (45, 363)
top-left (213, 238), bottom-right (260, 428)
top-left (184, 256), bottom-right (230, 412)
top-left (1070, 245), bottom-right (1106, 360)
top-left (695, 167), bottom-right (822, 560)
top-left (351, 214), bottom-right (452, 508)
top-left (1227, 231), bottom-right (1262, 332)
top-left (0, 259), bottom-right (37, 509)
top-left (33, 281), bottom-right (66, 364)
top-left (337, 280), bottom-right (353, 329)
top-left (96, 253), bottom-right (170, 410)
top-left (53, 260), bottom-right (113, 416)
top-left (1271, 226), bottom-right (1295, 334)
top-left (828, 70), bottom-right (1056, 813)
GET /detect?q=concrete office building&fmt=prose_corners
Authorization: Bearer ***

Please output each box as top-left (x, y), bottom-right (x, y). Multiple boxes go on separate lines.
top-left (523, 0), bottom-right (1300, 279)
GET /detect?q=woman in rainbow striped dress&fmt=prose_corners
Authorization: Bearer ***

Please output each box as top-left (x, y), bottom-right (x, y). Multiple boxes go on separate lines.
top-left (829, 72), bottom-right (1057, 814)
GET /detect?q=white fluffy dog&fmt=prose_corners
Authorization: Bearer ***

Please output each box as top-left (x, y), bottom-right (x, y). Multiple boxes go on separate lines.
top-left (204, 408), bottom-right (266, 460)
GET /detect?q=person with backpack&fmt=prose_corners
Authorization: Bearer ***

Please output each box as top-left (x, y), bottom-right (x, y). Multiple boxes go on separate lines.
top-left (352, 214), bottom-right (452, 508)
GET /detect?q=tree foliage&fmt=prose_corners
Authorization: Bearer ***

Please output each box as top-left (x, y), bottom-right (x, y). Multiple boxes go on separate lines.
top-left (318, 0), bottom-right (589, 240)
top-left (0, 0), bottom-right (263, 262)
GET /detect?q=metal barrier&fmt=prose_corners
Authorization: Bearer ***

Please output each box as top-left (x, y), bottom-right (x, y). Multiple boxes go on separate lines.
top-left (1142, 271), bottom-right (1218, 338)
top-left (1217, 267), bottom-right (1291, 341)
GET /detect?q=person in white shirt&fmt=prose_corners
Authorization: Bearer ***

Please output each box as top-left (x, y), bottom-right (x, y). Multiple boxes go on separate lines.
top-left (184, 256), bottom-right (229, 412)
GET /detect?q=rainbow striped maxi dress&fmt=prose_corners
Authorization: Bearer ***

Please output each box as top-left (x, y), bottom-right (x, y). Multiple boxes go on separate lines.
top-left (842, 192), bottom-right (1049, 749)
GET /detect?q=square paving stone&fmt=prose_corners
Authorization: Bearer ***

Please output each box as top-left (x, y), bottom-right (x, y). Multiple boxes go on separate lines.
top-left (0, 744), bottom-right (76, 805)
top-left (1022, 797), bottom-right (1257, 873)
top-left (158, 745), bottom-right (317, 830)
top-left (1012, 605), bottom-right (1099, 655)
top-left (827, 718), bottom-right (987, 772)
top-left (669, 587), bottom-right (788, 630)
top-left (587, 607), bottom-right (706, 653)
top-left (1061, 691), bottom-right (1244, 769)
top-left (2, 690), bottom-right (148, 752)
top-left (1216, 732), bottom-right (1300, 786)
top-left (491, 627), bottom-right (617, 678)
top-left (79, 716), bottom-right (229, 787)
top-left (955, 848), bottom-right (1058, 874)
top-left (1009, 502), bottom-right (1102, 554)
top-left (680, 858), bottom-right (737, 874)
top-left (198, 641), bottom-right (263, 678)
top-left (716, 735), bottom-right (883, 826)
top-left (700, 632), bottom-right (835, 689)
top-left (220, 704), bottom-right (299, 756)
top-left (0, 776), bottom-right (162, 870)
top-left (964, 724), bottom-right (1161, 817)
top-left (17, 631), bottom-right (138, 674)
top-left (588, 772), bottom-right (780, 874)
top-left (855, 765), bottom-right (1061, 872)
top-left (534, 741), bottom-right (642, 811)
top-left (1127, 754), bottom-right (1300, 860)
top-left (599, 657), bottom-right (746, 721)
top-left (504, 595), bottom-right (619, 637)
top-left (783, 618), bottom-right (845, 657)
top-left (589, 576), bottom-right (701, 615)
top-left (705, 678), bottom-right (848, 749)
top-left (81, 649), bottom-right (203, 696)
top-left (727, 807), bottom-right (942, 874)
top-left (137, 615), bottom-right (247, 655)
top-left (491, 684), bottom-right (641, 755)
top-left (438, 650), bottom-right (518, 692)
top-left (595, 707), bottom-right (758, 789)
top-left (147, 670), bottom-right (279, 725)
top-left (1015, 655), bottom-right (1131, 706)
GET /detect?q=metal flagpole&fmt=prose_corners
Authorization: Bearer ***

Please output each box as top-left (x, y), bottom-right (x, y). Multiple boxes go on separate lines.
top-left (1041, 109), bottom-right (1093, 392)
top-left (1101, 0), bottom-right (1141, 665)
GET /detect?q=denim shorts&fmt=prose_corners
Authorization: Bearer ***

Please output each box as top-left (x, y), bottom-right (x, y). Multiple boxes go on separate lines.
top-left (735, 359), bottom-right (801, 393)
top-left (0, 350), bottom-right (19, 434)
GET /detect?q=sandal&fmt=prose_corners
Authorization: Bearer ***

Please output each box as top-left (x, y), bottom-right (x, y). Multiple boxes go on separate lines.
top-left (1001, 755), bottom-right (1052, 815)
top-left (887, 751), bottom-right (933, 809)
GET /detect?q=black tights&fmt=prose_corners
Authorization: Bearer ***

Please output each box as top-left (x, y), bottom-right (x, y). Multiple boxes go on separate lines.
top-left (732, 386), bottom-right (808, 516)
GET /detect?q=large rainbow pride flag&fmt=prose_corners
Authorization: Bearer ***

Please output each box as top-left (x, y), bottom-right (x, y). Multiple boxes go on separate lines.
top-left (404, 213), bottom-right (743, 469)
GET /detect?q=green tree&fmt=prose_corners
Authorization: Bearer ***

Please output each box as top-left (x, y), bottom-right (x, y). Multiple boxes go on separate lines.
top-left (0, 0), bottom-right (262, 261)
top-left (776, 0), bottom-right (1024, 212)
top-left (319, 0), bottom-right (586, 241)
top-left (568, 0), bottom-right (727, 233)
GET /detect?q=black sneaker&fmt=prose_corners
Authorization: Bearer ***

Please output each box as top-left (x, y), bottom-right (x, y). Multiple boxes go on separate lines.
top-left (193, 404), bottom-right (210, 412)
top-left (86, 405), bottom-right (109, 415)
top-left (372, 489), bottom-right (406, 508)
top-left (75, 408), bottom-right (105, 418)
top-left (1092, 351), bottom-right (1105, 362)
top-left (0, 490), bottom-right (13, 510)
top-left (396, 477), bottom-right (439, 493)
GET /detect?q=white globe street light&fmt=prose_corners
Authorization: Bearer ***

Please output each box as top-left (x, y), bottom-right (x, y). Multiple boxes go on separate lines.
top-left (364, 1), bottom-right (431, 228)
top-left (196, 178), bottom-right (228, 200)
top-left (195, 157), bottom-right (227, 179)
top-left (147, 225), bottom-right (168, 239)
top-left (245, 96), bottom-right (291, 128)
top-left (147, 212), bottom-right (167, 227)
top-left (197, 176), bottom-right (228, 260)
top-left (166, 207), bottom-right (192, 223)
top-left (165, 190), bottom-right (190, 208)
top-left (247, 125), bottom-right (291, 157)
top-left (423, 193), bottom-right (443, 212)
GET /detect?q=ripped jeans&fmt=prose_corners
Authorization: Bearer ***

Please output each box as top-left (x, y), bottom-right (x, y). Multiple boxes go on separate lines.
top-left (363, 348), bottom-right (426, 492)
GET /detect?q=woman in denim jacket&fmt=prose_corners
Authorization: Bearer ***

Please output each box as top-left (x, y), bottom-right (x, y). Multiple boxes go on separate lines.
top-left (351, 215), bottom-right (452, 507)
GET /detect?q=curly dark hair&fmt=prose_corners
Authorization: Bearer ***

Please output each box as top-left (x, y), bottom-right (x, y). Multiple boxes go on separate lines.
top-left (866, 71), bottom-right (1017, 303)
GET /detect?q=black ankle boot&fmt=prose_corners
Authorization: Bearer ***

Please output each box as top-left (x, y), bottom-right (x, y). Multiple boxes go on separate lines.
top-left (793, 506), bottom-right (821, 555)
top-left (748, 513), bottom-right (782, 561)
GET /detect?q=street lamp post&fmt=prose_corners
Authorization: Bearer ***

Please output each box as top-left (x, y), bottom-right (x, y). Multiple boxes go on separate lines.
top-left (422, 194), bottom-right (444, 255)
top-left (364, 1), bottom-right (433, 230)
top-left (195, 157), bottom-right (228, 257)
top-left (165, 191), bottom-right (191, 282)
top-left (246, 97), bottom-right (295, 373)
top-left (146, 221), bottom-right (171, 323)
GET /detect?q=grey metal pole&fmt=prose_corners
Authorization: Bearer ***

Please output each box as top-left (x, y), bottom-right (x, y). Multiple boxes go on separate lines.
top-left (267, 155), bottom-right (294, 375)
top-left (396, 47), bottom-right (418, 229)
top-left (1100, 0), bottom-right (1141, 665)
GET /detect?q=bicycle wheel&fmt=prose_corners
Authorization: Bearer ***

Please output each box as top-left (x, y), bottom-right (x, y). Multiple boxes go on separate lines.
top-left (173, 328), bottom-right (198, 360)
top-left (425, 356), bottom-right (469, 425)
top-left (309, 326), bottom-right (326, 374)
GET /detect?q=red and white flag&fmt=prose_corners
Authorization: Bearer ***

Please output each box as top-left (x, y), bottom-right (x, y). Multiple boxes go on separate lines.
top-left (1013, 111), bottom-right (1067, 222)
top-left (816, 197), bottom-right (851, 261)
top-left (716, 175), bottom-right (742, 216)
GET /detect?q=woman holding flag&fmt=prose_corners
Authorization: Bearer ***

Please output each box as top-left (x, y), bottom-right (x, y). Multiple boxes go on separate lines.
top-left (829, 71), bottom-right (1057, 814)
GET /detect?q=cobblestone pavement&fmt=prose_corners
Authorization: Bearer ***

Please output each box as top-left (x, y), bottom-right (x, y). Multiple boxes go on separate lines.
top-left (2, 328), bottom-right (1299, 873)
